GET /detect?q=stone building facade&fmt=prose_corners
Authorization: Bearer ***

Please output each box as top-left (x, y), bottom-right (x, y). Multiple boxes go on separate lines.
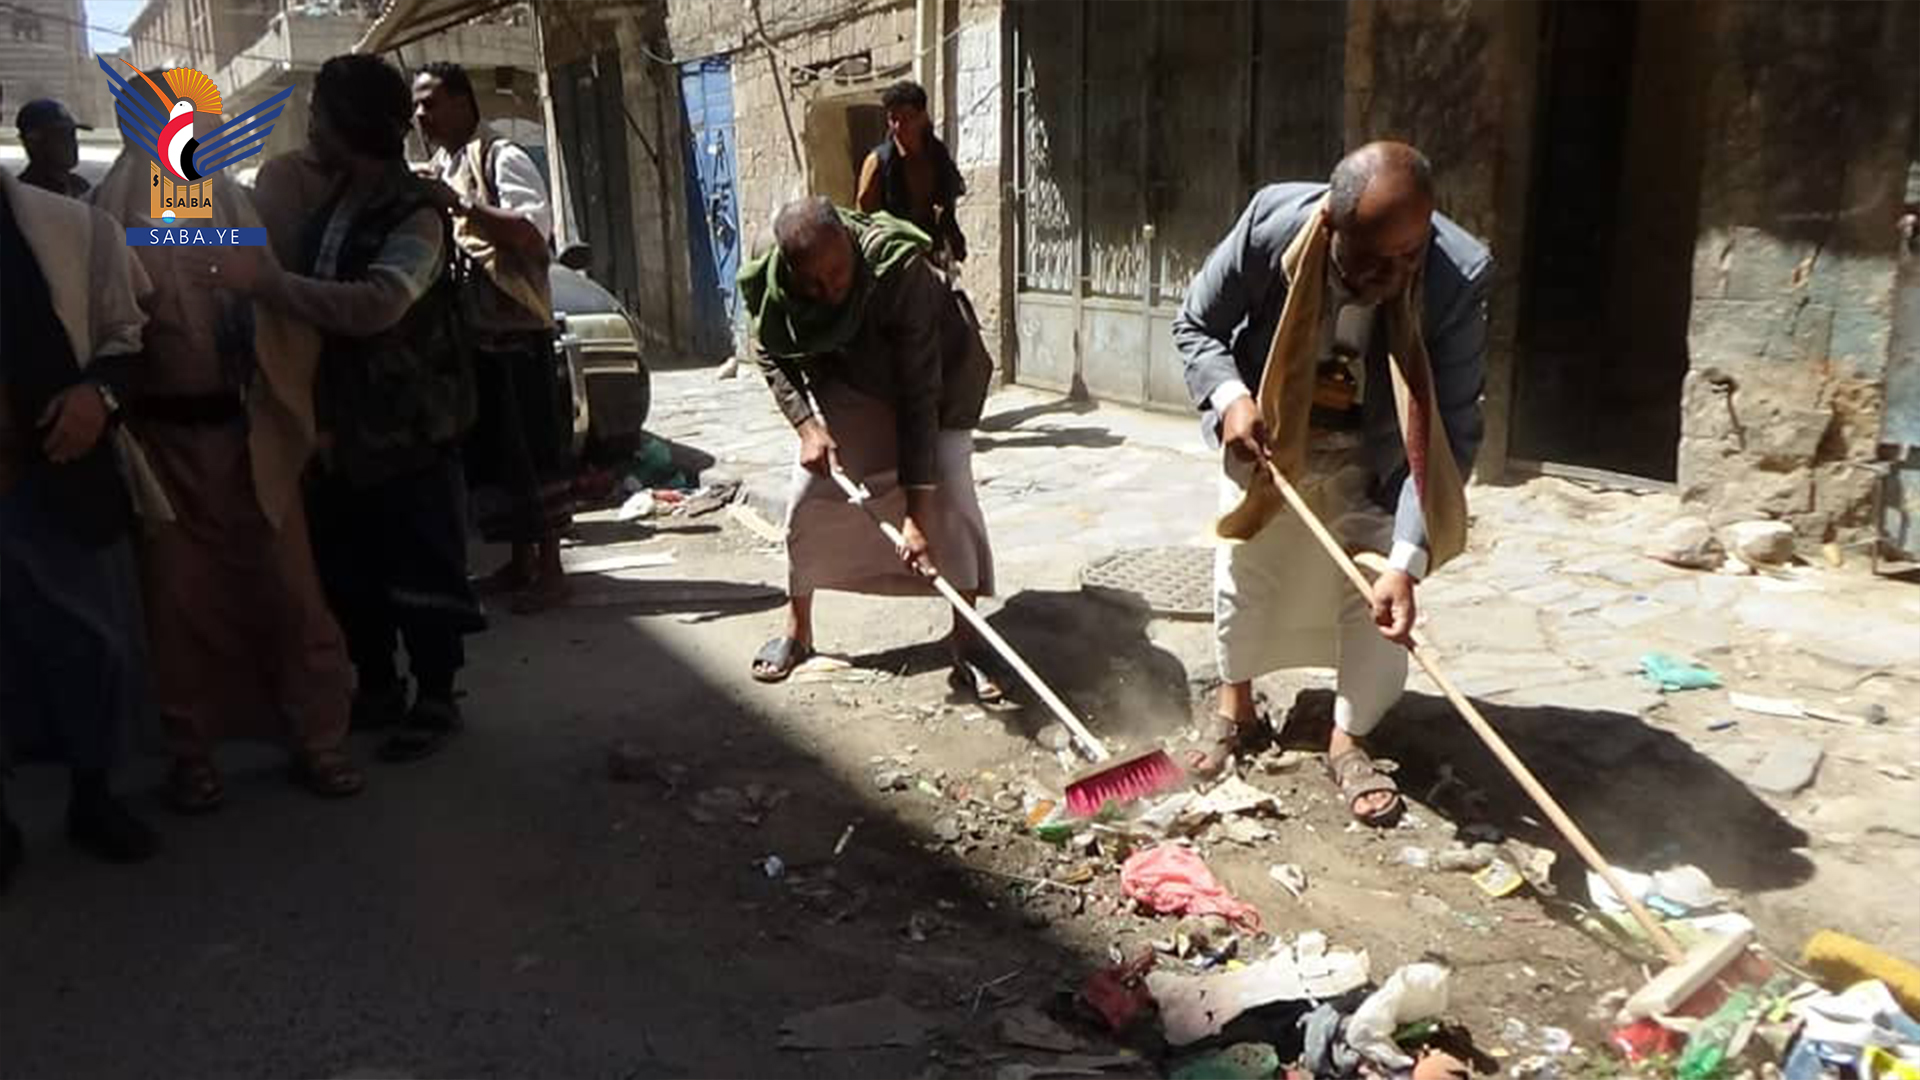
top-left (1, 0), bottom-right (98, 125)
top-left (662, 0), bottom-right (1011, 359)
top-left (123, 0), bottom-right (541, 169)
top-left (1358, 0), bottom-right (1917, 556)
top-left (535, 0), bottom-right (698, 359)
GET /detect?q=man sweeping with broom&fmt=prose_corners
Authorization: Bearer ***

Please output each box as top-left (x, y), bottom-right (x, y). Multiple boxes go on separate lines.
top-left (1173, 142), bottom-right (1492, 826)
top-left (740, 197), bottom-right (1003, 701)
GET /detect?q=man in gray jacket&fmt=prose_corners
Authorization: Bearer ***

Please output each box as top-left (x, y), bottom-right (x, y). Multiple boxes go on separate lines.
top-left (1172, 142), bottom-right (1490, 825)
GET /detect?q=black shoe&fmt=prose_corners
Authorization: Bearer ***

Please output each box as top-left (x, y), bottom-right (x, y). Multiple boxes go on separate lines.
top-left (351, 679), bottom-right (410, 733)
top-left (67, 795), bottom-right (160, 864)
top-left (0, 816), bottom-right (22, 894)
top-left (378, 695), bottom-right (461, 764)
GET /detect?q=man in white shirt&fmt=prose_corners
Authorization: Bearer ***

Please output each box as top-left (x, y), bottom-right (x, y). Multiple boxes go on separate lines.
top-left (414, 62), bottom-right (572, 613)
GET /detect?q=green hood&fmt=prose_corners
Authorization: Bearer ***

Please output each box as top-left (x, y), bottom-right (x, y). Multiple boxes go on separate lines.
top-left (738, 208), bottom-right (931, 359)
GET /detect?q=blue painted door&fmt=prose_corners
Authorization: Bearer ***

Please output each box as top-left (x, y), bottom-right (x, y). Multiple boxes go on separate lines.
top-left (680, 57), bottom-right (741, 358)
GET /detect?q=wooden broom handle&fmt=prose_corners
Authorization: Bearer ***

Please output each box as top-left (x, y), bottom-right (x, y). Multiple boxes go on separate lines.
top-left (828, 469), bottom-right (1112, 762)
top-left (1260, 459), bottom-right (1686, 964)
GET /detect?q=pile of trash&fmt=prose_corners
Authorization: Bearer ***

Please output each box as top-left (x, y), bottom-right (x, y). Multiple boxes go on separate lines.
top-left (1600, 929), bottom-right (1920, 1080)
top-left (848, 731), bottom-right (1918, 1080)
top-left (1049, 919), bottom-right (1920, 1080)
top-left (1072, 942), bottom-right (1489, 1080)
top-left (574, 435), bottom-right (741, 520)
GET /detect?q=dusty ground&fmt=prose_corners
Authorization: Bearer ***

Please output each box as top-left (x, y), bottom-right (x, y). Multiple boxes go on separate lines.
top-left (2, 366), bottom-right (1914, 1078)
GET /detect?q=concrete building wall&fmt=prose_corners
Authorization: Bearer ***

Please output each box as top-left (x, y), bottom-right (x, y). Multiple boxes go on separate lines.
top-left (1679, 0), bottom-right (1920, 551)
top-left (666, 0), bottom-right (916, 257)
top-left (948, 0), bottom-right (1008, 360)
top-left (540, 0), bottom-right (699, 358)
top-left (663, 0), bottom-right (1010, 358)
top-left (1343, 0), bottom-right (1537, 482)
top-left (1, 0), bottom-right (94, 123)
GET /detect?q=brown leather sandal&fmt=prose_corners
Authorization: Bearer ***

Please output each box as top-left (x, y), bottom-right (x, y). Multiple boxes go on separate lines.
top-left (1185, 713), bottom-right (1261, 780)
top-left (1328, 746), bottom-right (1404, 827)
top-left (166, 758), bottom-right (224, 814)
top-left (291, 750), bottom-right (365, 799)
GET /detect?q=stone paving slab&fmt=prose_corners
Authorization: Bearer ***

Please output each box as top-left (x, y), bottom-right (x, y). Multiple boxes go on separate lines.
top-left (647, 366), bottom-right (1920, 752)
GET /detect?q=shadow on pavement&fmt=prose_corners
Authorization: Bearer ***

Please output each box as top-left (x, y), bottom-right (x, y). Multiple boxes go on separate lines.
top-left (973, 428), bottom-right (1127, 454)
top-left (561, 574), bottom-right (787, 616)
top-left (848, 589), bottom-right (1193, 748)
top-left (0, 597), bottom-right (1118, 1077)
top-left (569, 518), bottom-right (725, 547)
top-left (1275, 688), bottom-right (1816, 896)
top-left (976, 395), bottom-right (1099, 433)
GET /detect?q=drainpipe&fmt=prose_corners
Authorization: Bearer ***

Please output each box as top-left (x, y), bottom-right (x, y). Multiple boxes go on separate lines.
top-left (913, 0), bottom-right (937, 89)
top-left (531, 2), bottom-right (567, 246)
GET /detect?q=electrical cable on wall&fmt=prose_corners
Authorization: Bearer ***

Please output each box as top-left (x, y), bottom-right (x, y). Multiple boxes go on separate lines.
top-left (0, 0), bottom-right (321, 69)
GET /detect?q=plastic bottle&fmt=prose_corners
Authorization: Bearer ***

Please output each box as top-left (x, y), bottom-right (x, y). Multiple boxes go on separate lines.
top-left (1675, 986), bottom-right (1756, 1080)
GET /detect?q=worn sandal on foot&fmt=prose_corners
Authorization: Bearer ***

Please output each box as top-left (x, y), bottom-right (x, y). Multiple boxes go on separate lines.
top-left (1328, 747), bottom-right (1404, 827)
top-left (1185, 713), bottom-right (1261, 781)
top-left (291, 750), bottom-right (365, 798)
top-left (948, 656), bottom-right (1010, 707)
top-left (751, 637), bottom-right (813, 683)
top-left (379, 698), bottom-right (461, 763)
top-left (166, 758), bottom-right (224, 815)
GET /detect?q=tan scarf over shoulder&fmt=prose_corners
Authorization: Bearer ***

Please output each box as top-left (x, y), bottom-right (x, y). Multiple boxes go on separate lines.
top-left (447, 136), bottom-right (552, 328)
top-left (1215, 201), bottom-right (1469, 572)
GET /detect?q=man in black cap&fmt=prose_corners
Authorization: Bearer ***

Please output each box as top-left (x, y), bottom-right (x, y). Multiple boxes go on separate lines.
top-left (16, 98), bottom-right (91, 199)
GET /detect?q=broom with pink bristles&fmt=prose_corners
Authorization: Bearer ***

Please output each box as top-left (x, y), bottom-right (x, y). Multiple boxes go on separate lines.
top-left (829, 470), bottom-right (1184, 815)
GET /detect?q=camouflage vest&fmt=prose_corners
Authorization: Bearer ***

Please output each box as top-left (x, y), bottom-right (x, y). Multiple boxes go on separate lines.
top-left (305, 180), bottom-right (476, 486)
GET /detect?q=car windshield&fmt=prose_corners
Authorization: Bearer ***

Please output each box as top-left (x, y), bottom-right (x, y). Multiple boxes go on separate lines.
top-left (550, 267), bottom-right (622, 316)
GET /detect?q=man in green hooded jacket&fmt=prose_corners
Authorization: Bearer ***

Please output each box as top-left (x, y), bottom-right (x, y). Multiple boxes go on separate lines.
top-left (740, 196), bottom-right (1000, 700)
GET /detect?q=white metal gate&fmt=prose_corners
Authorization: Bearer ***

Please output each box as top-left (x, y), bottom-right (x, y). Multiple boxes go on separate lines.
top-left (1010, 0), bottom-right (1345, 410)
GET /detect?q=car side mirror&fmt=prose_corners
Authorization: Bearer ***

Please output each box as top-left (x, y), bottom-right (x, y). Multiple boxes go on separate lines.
top-left (558, 242), bottom-right (593, 271)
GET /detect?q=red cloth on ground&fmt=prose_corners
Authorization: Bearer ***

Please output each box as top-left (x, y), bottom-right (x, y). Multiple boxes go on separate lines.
top-left (1120, 843), bottom-right (1261, 930)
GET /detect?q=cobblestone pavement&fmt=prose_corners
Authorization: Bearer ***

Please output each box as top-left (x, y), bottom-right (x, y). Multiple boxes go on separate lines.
top-left (652, 363), bottom-right (1920, 959)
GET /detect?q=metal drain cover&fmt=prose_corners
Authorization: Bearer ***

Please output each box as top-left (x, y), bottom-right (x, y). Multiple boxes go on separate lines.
top-left (1079, 545), bottom-right (1213, 619)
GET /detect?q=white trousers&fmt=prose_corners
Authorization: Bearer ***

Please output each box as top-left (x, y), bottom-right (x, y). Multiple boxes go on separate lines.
top-left (1214, 453), bottom-right (1408, 737)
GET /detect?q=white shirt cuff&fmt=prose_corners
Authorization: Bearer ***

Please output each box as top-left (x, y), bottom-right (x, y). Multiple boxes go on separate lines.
top-left (1388, 541), bottom-right (1430, 581)
top-left (1209, 379), bottom-right (1252, 415)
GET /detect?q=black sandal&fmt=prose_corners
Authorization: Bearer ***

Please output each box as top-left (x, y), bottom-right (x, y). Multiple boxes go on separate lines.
top-left (0, 815), bottom-right (22, 895)
top-left (947, 656), bottom-right (1010, 707)
top-left (166, 758), bottom-right (225, 815)
top-left (751, 637), bottom-right (813, 683)
top-left (378, 698), bottom-right (462, 764)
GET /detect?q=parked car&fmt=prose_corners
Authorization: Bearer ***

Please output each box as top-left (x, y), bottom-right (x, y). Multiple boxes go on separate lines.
top-left (551, 244), bottom-right (651, 460)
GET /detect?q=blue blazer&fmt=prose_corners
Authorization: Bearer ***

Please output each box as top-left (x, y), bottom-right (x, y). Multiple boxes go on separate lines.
top-left (1171, 182), bottom-right (1493, 555)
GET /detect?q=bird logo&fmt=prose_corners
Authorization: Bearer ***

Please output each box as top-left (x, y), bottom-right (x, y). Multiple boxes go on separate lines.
top-left (144, 66), bottom-right (220, 181)
top-left (98, 55), bottom-right (292, 183)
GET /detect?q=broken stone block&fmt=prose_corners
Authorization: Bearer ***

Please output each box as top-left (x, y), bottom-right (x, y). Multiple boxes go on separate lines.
top-left (1725, 520), bottom-right (1796, 565)
top-left (1748, 738), bottom-right (1824, 796)
top-left (1646, 516), bottom-right (1724, 570)
top-left (1743, 404), bottom-right (1834, 467)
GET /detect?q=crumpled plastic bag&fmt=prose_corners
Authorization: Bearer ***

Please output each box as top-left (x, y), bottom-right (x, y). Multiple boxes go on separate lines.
top-left (1301, 1001), bottom-right (1364, 1078)
top-left (1640, 652), bottom-right (1722, 691)
top-left (1791, 980), bottom-right (1920, 1053)
top-left (1345, 963), bottom-right (1452, 1069)
top-left (1121, 844), bottom-right (1261, 930)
